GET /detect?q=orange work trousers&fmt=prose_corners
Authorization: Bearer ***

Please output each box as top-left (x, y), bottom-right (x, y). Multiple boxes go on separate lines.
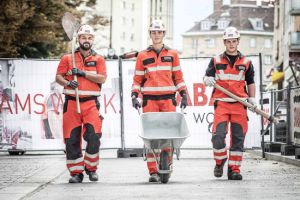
top-left (212, 101), bottom-right (248, 173)
top-left (63, 96), bottom-right (102, 175)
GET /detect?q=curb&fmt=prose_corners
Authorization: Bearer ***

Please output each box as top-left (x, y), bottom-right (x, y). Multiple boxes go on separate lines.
top-left (247, 149), bottom-right (300, 167)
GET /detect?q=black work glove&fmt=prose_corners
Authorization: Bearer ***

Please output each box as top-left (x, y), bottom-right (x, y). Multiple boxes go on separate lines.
top-left (67, 68), bottom-right (86, 77)
top-left (180, 90), bottom-right (188, 109)
top-left (67, 80), bottom-right (78, 89)
top-left (131, 92), bottom-right (141, 109)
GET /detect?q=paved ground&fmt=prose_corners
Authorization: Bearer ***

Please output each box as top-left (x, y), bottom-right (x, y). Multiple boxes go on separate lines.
top-left (0, 150), bottom-right (299, 200)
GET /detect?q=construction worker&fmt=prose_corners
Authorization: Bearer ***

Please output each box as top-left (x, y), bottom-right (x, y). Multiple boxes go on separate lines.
top-left (56, 24), bottom-right (107, 183)
top-left (203, 27), bottom-right (256, 180)
top-left (131, 19), bottom-right (187, 182)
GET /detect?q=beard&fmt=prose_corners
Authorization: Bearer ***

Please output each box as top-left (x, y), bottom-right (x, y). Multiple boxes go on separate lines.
top-left (79, 42), bottom-right (92, 51)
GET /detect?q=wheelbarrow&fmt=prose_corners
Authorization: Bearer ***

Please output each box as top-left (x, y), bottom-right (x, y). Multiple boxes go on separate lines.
top-left (139, 111), bottom-right (190, 183)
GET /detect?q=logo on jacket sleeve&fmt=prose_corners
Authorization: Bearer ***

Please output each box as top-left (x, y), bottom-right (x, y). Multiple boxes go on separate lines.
top-left (85, 61), bottom-right (97, 67)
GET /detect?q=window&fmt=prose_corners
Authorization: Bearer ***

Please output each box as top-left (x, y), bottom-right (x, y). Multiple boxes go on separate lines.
top-left (264, 38), bottom-right (272, 48)
top-left (121, 32), bottom-right (126, 40)
top-left (223, 0), bottom-right (231, 5)
top-left (130, 33), bottom-right (134, 41)
top-left (120, 47), bottom-right (125, 54)
top-left (131, 3), bottom-right (134, 11)
top-left (264, 55), bottom-right (272, 65)
top-left (250, 38), bottom-right (256, 48)
top-left (160, 6), bottom-right (162, 12)
top-left (192, 38), bottom-right (198, 49)
top-left (201, 21), bottom-right (211, 30)
top-left (249, 18), bottom-right (264, 31)
top-left (256, 20), bottom-right (263, 30)
top-left (218, 20), bottom-right (229, 30)
top-left (122, 16), bottom-right (126, 25)
top-left (122, 1), bottom-right (126, 9)
top-left (206, 38), bottom-right (215, 48)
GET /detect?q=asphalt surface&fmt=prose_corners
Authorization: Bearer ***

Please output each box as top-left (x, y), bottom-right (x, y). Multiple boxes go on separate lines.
top-left (0, 150), bottom-right (299, 200)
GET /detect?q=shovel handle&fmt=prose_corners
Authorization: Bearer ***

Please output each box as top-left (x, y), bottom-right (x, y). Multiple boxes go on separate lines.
top-left (71, 33), bottom-right (81, 114)
top-left (214, 84), bottom-right (278, 124)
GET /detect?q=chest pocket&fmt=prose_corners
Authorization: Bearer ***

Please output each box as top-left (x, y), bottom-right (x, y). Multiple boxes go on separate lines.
top-left (85, 61), bottom-right (97, 67)
top-left (161, 56), bottom-right (173, 63)
top-left (215, 64), bottom-right (227, 70)
top-left (142, 58), bottom-right (155, 66)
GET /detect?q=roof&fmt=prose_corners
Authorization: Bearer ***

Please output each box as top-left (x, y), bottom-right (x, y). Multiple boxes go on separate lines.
top-left (186, 4), bottom-right (274, 33)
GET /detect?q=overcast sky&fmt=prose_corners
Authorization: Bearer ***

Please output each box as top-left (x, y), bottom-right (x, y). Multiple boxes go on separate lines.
top-left (173, 0), bottom-right (213, 50)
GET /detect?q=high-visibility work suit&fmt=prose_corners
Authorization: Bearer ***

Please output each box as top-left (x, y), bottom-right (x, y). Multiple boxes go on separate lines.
top-left (205, 51), bottom-right (255, 174)
top-left (131, 45), bottom-right (187, 175)
top-left (56, 49), bottom-right (106, 175)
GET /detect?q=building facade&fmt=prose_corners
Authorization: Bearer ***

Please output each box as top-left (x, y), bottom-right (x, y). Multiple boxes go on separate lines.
top-left (181, 0), bottom-right (274, 82)
top-left (273, 0), bottom-right (300, 87)
top-left (83, 0), bottom-right (174, 56)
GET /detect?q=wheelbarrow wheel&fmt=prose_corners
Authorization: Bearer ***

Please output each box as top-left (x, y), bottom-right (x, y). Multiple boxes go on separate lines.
top-left (159, 151), bottom-right (170, 184)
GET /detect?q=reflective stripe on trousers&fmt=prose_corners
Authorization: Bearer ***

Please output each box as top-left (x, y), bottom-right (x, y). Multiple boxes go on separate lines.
top-left (146, 148), bottom-right (173, 175)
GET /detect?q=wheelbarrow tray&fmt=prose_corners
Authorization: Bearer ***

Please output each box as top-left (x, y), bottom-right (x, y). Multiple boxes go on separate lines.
top-left (139, 112), bottom-right (190, 149)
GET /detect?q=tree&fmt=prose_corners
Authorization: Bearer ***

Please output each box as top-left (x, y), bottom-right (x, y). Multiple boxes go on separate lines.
top-left (0, 0), bottom-right (80, 58)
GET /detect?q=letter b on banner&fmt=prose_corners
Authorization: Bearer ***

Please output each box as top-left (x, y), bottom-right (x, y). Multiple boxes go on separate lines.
top-left (194, 83), bottom-right (207, 106)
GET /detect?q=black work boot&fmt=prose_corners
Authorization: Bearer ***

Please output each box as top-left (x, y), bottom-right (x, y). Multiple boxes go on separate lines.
top-left (86, 170), bottom-right (98, 181)
top-left (214, 159), bottom-right (227, 178)
top-left (69, 173), bottom-right (84, 183)
top-left (228, 168), bottom-right (243, 180)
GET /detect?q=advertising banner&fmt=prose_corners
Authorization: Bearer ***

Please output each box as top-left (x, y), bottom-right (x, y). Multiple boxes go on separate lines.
top-left (290, 88), bottom-right (300, 145)
top-left (0, 59), bottom-right (121, 150)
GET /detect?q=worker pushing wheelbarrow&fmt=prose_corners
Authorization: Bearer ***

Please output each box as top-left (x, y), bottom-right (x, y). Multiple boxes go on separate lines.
top-left (130, 19), bottom-right (189, 183)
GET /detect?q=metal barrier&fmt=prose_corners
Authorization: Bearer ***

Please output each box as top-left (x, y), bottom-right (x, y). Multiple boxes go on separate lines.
top-left (261, 84), bottom-right (300, 159)
top-left (0, 56), bottom-right (264, 156)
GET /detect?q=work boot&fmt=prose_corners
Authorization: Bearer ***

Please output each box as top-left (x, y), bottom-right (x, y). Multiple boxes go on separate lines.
top-left (214, 159), bottom-right (227, 178)
top-left (149, 173), bottom-right (160, 182)
top-left (86, 170), bottom-right (98, 182)
top-left (214, 165), bottom-right (224, 178)
top-left (69, 173), bottom-right (83, 183)
top-left (228, 168), bottom-right (243, 180)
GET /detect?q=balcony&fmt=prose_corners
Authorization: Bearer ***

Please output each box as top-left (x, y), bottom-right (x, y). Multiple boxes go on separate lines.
top-left (290, 0), bottom-right (300, 15)
top-left (290, 32), bottom-right (300, 50)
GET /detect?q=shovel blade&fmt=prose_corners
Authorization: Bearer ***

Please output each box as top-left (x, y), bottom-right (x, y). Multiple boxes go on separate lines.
top-left (62, 12), bottom-right (80, 40)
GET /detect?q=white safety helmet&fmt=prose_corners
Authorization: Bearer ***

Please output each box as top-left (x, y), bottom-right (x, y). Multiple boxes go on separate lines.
top-left (223, 27), bottom-right (240, 40)
top-left (149, 20), bottom-right (166, 32)
top-left (77, 25), bottom-right (95, 37)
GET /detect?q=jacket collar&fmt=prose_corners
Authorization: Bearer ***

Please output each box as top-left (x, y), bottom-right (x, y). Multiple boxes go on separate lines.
top-left (146, 44), bottom-right (171, 52)
top-left (75, 48), bottom-right (97, 56)
top-left (220, 50), bottom-right (243, 58)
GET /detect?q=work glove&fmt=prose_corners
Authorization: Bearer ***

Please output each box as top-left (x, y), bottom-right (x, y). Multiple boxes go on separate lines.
top-left (67, 68), bottom-right (86, 77)
top-left (67, 80), bottom-right (78, 89)
top-left (247, 97), bottom-right (257, 112)
top-left (180, 90), bottom-right (188, 109)
top-left (131, 92), bottom-right (141, 109)
top-left (203, 76), bottom-right (216, 87)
